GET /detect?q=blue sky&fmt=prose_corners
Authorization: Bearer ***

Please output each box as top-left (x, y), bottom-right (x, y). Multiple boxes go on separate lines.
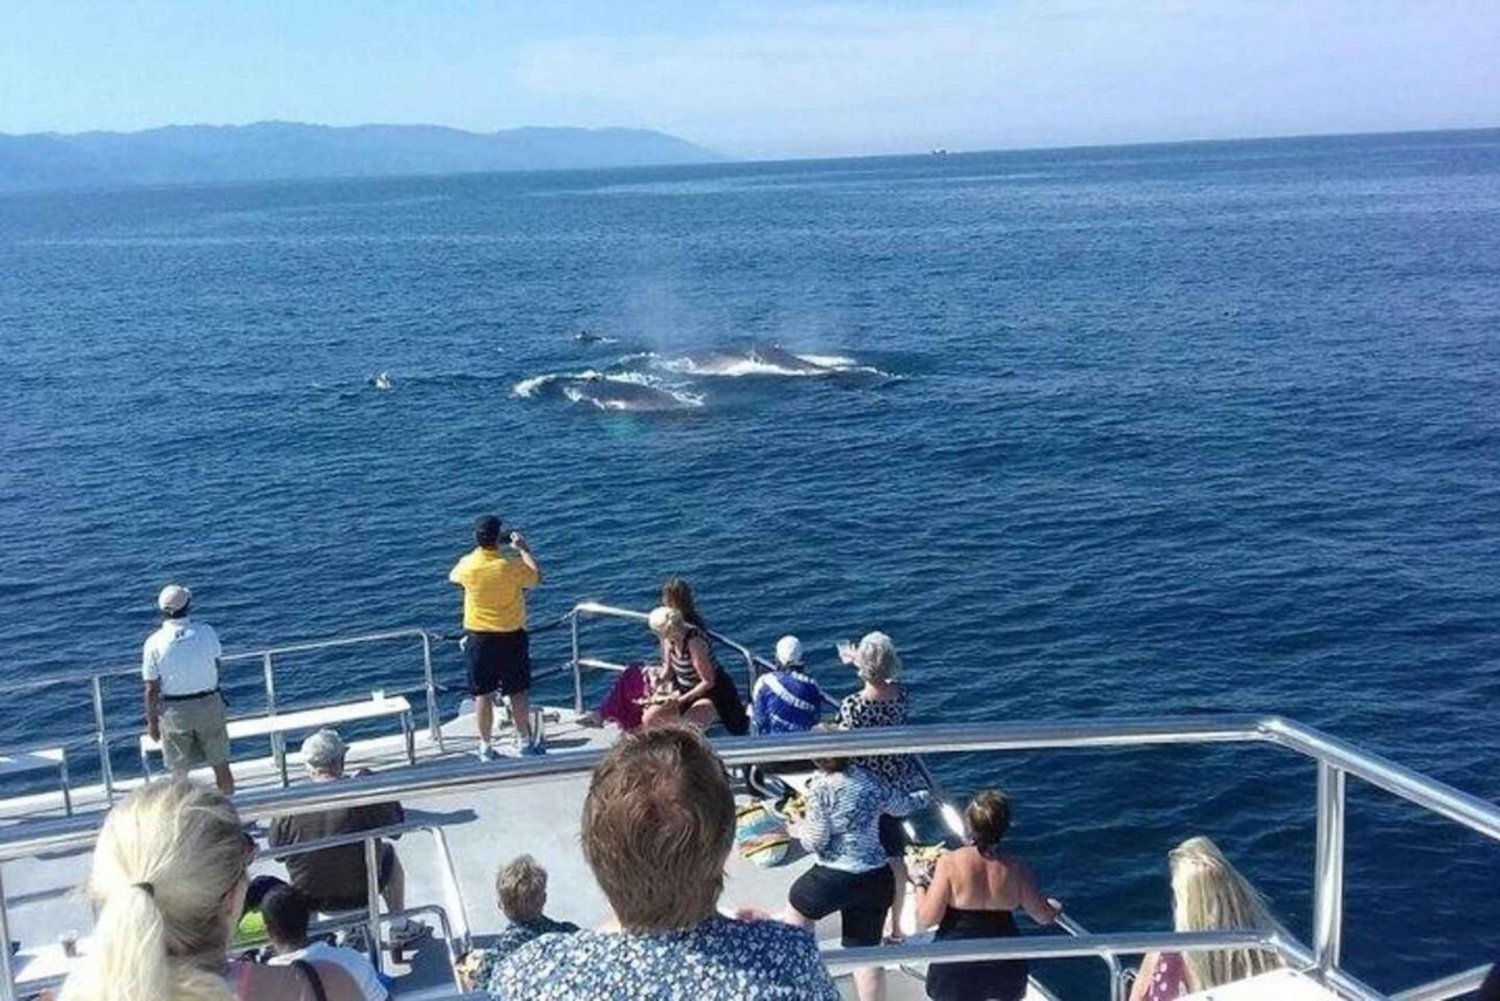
top-left (3, 1), bottom-right (1497, 159)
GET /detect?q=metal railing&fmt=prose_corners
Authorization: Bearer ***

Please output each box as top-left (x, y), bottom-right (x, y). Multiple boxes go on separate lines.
top-left (0, 601), bottom-right (769, 811)
top-left (1390, 964), bottom-right (1493, 1001)
top-left (14, 903), bottom-right (463, 1000)
top-left (0, 715), bottom-right (1495, 1000)
top-left (2, 814), bottom-right (473, 1000)
top-left (0, 627), bottom-right (443, 806)
top-left (1057, 913), bottom-right (1128, 1001)
top-left (250, 818), bottom-right (474, 966)
top-left (566, 600), bottom-right (761, 712)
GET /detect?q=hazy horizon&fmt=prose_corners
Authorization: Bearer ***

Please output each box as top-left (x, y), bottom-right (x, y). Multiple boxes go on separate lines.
top-left (7, 118), bottom-right (1499, 164)
top-left (4, 1), bottom-right (1498, 160)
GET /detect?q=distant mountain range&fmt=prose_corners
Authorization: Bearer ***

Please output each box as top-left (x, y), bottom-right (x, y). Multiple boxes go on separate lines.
top-left (0, 121), bottom-right (722, 191)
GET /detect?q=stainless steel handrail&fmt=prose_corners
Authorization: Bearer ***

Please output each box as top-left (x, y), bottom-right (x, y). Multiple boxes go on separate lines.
top-left (0, 716), bottom-right (1496, 1001)
top-left (1390, 963), bottom-right (1493, 1001)
top-left (567, 600), bottom-right (762, 705)
top-left (1056, 913), bottom-right (1128, 1001)
top-left (0, 603), bottom-right (763, 812)
top-left (15, 903), bottom-right (464, 998)
top-left (824, 926), bottom-right (1268, 967)
top-left (0, 626), bottom-right (442, 805)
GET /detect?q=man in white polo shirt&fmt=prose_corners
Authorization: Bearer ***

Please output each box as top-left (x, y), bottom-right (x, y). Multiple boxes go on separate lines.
top-left (142, 584), bottom-right (234, 794)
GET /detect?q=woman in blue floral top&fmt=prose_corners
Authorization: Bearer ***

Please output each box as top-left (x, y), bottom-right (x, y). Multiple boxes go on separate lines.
top-left (488, 726), bottom-right (838, 1001)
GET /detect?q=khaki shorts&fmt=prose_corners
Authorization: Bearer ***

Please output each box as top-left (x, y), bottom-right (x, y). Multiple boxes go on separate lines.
top-left (160, 692), bottom-right (230, 770)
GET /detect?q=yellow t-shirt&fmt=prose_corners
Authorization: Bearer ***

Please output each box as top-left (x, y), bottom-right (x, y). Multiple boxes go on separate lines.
top-left (448, 546), bottom-right (539, 632)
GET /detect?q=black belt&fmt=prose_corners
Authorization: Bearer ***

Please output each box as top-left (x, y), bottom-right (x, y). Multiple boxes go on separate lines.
top-left (162, 688), bottom-right (219, 702)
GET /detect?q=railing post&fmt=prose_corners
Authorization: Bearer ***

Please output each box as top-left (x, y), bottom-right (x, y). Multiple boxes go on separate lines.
top-left (364, 835), bottom-right (384, 972)
top-left (0, 869), bottom-right (15, 1001)
top-left (1314, 760), bottom-right (1346, 971)
top-left (421, 632), bottom-right (445, 753)
top-left (91, 675), bottom-right (115, 803)
top-left (570, 611), bottom-right (583, 715)
top-left (262, 652), bottom-right (284, 780)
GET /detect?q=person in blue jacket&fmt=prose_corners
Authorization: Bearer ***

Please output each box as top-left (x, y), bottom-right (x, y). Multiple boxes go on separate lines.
top-left (751, 636), bottom-right (825, 734)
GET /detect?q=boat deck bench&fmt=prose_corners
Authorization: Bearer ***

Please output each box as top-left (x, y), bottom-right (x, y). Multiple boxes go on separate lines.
top-left (0, 746), bottom-right (72, 816)
top-left (140, 694), bottom-right (416, 787)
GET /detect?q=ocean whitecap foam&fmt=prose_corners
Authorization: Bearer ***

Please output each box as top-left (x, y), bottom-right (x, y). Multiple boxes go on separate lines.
top-left (513, 369), bottom-right (703, 411)
top-left (648, 346), bottom-right (887, 379)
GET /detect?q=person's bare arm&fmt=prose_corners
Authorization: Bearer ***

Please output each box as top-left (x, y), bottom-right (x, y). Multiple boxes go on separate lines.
top-left (676, 635), bottom-right (718, 707)
top-left (1017, 861), bottom-right (1061, 925)
top-left (144, 679), bottom-right (161, 742)
top-left (1128, 953), bottom-right (1160, 1001)
top-left (511, 533), bottom-right (542, 584)
top-left (915, 854), bottom-right (952, 929)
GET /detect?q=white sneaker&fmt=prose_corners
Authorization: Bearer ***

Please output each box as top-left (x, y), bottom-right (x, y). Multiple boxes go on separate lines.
top-left (475, 744), bottom-right (498, 762)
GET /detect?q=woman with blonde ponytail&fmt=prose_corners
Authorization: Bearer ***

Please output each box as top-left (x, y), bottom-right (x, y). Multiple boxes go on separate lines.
top-left (1128, 836), bottom-right (1283, 1001)
top-left (60, 780), bottom-right (362, 1001)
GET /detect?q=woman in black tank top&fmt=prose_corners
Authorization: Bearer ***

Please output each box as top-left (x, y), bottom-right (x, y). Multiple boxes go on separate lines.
top-left (643, 605), bottom-right (748, 735)
top-left (916, 791), bottom-right (1061, 1001)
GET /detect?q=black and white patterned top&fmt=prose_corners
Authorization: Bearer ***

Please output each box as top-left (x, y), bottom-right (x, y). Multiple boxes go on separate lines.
top-left (487, 916), bottom-right (839, 1001)
top-left (837, 685), bottom-right (926, 793)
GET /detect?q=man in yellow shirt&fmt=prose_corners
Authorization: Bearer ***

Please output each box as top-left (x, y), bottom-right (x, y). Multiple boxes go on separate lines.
top-left (449, 515), bottom-right (543, 759)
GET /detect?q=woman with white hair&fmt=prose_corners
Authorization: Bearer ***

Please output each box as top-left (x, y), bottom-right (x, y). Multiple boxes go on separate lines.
top-left (641, 605), bottom-right (749, 735)
top-left (59, 779), bottom-right (363, 1001)
top-left (1127, 836), bottom-right (1283, 1001)
top-left (837, 631), bottom-right (926, 942)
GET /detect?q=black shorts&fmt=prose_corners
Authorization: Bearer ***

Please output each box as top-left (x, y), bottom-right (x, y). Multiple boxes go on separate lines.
top-left (879, 814), bottom-right (909, 859)
top-left (465, 629), bottom-right (531, 697)
top-left (788, 863), bottom-right (895, 947)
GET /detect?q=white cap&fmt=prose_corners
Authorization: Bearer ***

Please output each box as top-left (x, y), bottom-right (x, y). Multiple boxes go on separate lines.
top-left (157, 585), bottom-right (191, 614)
top-left (775, 635), bottom-right (804, 667)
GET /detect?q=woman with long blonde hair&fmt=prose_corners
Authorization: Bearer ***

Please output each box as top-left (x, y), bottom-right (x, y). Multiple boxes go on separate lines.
top-left (1128, 836), bottom-right (1282, 1001)
top-left (60, 780), bottom-right (362, 1001)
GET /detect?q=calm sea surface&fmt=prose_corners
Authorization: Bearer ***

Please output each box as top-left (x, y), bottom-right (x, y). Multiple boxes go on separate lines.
top-left (2, 130), bottom-right (1498, 991)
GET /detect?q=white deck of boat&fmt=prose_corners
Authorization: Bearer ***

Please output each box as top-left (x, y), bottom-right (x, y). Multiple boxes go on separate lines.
top-left (0, 704), bottom-right (1061, 999)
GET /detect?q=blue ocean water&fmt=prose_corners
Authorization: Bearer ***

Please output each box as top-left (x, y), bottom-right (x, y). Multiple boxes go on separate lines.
top-left (2, 129), bottom-right (1499, 991)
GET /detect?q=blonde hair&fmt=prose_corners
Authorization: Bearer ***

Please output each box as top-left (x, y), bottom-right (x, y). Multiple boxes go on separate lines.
top-left (647, 605), bottom-right (684, 638)
top-left (580, 725), bottom-right (734, 932)
top-left (1169, 836), bottom-right (1282, 991)
top-left (855, 631), bottom-right (901, 683)
top-left (60, 780), bottom-right (247, 1001)
top-left (496, 855), bottom-right (548, 923)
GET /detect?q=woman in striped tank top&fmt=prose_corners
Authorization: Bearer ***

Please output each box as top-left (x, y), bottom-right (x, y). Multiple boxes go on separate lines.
top-left (642, 594), bottom-right (749, 735)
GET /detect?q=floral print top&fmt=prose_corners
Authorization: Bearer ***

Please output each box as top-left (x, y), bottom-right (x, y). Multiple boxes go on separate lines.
top-left (487, 915), bottom-right (840, 1001)
top-left (467, 915), bottom-right (579, 994)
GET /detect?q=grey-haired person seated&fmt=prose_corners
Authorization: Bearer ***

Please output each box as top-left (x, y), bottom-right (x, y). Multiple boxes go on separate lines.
top-left (267, 728), bottom-right (427, 947)
top-left (488, 726), bottom-right (839, 1000)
